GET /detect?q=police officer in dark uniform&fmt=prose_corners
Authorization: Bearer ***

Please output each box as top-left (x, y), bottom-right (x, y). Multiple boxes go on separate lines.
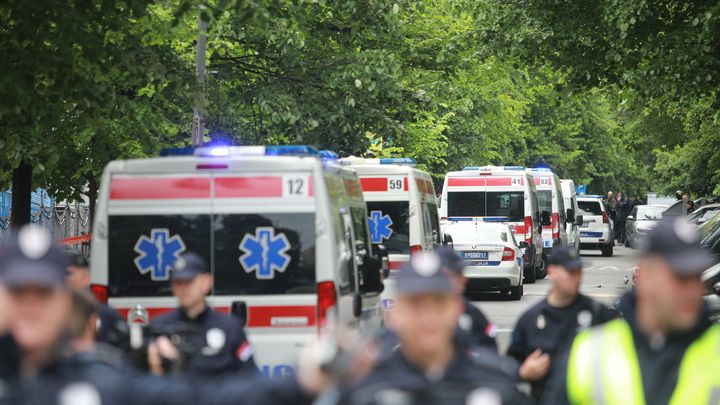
top-left (437, 247), bottom-right (498, 352)
top-left (150, 252), bottom-right (256, 377)
top-left (66, 252), bottom-right (129, 350)
top-left (345, 252), bottom-right (527, 405)
top-left (507, 246), bottom-right (616, 401)
top-left (0, 225), bottom-right (133, 405)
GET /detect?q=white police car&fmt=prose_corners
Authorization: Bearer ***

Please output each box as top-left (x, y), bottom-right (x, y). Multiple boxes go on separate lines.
top-left (440, 165), bottom-right (545, 283)
top-left (89, 145), bottom-right (385, 378)
top-left (338, 157), bottom-right (444, 310)
top-left (577, 195), bottom-right (613, 256)
top-left (442, 219), bottom-right (524, 300)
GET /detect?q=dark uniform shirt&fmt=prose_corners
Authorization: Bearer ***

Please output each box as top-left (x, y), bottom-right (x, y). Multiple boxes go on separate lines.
top-left (96, 303), bottom-right (130, 351)
top-left (150, 306), bottom-right (256, 376)
top-left (459, 299), bottom-right (498, 352)
top-left (540, 292), bottom-right (715, 405)
top-left (507, 293), bottom-right (616, 399)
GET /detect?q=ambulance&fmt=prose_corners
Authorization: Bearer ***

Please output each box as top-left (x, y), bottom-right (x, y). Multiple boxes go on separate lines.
top-left (440, 166), bottom-right (545, 283)
top-left (89, 145), bottom-right (386, 378)
top-left (338, 157), bottom-right (443, 307)
top-left (525, 168), bottom-right (570, 260)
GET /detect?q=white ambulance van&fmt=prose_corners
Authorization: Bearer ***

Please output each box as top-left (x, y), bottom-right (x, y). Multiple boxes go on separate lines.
top-left (338, 157), bottom-right (444, 308)
top-left (560, 179), bottom-right (582, 251)
top-left (89, 145), bottom-right (385, 378)
top-left (525, 168), bottom-right (569, 262)
top-left (440, 166), bottom-right (545, 282)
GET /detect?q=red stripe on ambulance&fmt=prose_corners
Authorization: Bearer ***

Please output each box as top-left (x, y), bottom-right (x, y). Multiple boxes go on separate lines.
top-left (110, 178), bottom-right (211, 199)
top-left (215, 176), bottom-right (283, 198)
top-left (360, 177), bottom-right (387, 192)
top-left (448, 178), bottom-right (485, 187)
top-left (485, 177), bottom-right (514, 187)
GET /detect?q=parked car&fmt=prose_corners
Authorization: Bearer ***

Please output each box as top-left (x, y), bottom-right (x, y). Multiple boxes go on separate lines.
top-left (625, 205), bottom-right (667, 249)
top-left (442, 219), bottom-right (524, 300)
top-left (688, 203), bottom-right (720, 225)
top-left (577, 196), bottom-right (613, 256)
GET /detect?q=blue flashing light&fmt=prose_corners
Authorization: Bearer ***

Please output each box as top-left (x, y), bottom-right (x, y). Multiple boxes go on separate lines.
top-left (265, 145), bottom-right (319, 157)
top-left (379, 158), bottom-right (416, 165)
top-left (528, 167), bottom-right (553, 172)
top-left (447, 217), bottom-right (475, 222)
top-left (207, 147), bottom-right (230, 157)
top-left (502, 166), bottom-right (525, 171)
top-left (160, 146), bottom-right (195, 156)
top-left (463, 166), bottom-right (481, 171)
top-left (319, 150), bottom-right (339, 160)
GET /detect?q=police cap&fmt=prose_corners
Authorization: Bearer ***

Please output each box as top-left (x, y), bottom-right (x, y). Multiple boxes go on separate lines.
top-left (396, 252), bottom-right (454, 295)
top-left (170, 252), bottom-right (209, 281)
top-left (0, 225), bottom-right (69, 289)
top-left (547, 245), bottom-right (583, 272)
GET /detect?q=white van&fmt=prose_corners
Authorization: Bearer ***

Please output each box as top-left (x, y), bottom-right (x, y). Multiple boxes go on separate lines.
top-left (89, 145), bottom-right (385, 378)
top-left (560, 179), bottom-right (582, 251)
top-left (525, 168), bottom-right (569, 258)
top-left (339, 157), bottom-right (443, 307)
top-left (440, 166), bottom-right (545, 282)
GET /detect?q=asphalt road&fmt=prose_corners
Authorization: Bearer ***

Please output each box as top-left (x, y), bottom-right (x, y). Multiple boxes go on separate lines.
top-left (471, 245), bottom-right (639, 354)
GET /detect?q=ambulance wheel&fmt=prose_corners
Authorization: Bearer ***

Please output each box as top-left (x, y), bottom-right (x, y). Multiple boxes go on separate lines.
top-left (601, 244), bottom-right (614, 257)
top-left (510, 284), bottom-right (522, 301)
top-left (524, 266), bottom-right (536, 284)
top-left (536, 256), bottom-right (548, 279)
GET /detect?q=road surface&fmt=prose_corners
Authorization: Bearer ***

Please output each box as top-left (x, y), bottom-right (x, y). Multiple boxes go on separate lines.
top-left (472, 245), bottom-right (638, 353)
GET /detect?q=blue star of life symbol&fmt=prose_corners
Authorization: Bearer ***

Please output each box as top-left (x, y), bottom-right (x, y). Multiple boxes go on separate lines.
top-left (369, 210), bottom-right (393, 244)
top-left (239, 227), bottom-right (291, 280)
top-left (133, 228), bottom-right (187, 281)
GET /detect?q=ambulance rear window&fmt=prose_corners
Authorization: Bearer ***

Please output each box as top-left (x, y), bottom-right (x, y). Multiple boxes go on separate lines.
top-left (106, 213), bottom-right (315, 297)
top-left (537, 190), bottom-right (553, 215)
top-left (447, 192), bottom-right (525, 222)
top-left (366, 201), bottom-right (410, 254)
top-left (213, 213), bottom-right (316, 295)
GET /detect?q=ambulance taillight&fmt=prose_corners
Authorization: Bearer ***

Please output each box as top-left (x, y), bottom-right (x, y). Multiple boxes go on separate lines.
top-left (90, 284), bottom-right (109, 304)
top-left (317, 281), bottom-right (337, 329)
top-left (552, 213), bottom-right (561, 240)
top-left (524, 216), bottom-right (533, 244)
top-left (410, 245), bottom-right (422, 255)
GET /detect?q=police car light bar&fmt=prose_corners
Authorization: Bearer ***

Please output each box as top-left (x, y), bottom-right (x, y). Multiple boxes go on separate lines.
top-left (379, 158), bottom-right (416, 166)
top-left (319, 150), bottom-right (339, 160)
top-left (580, 195), bottom-right (605, 199)
top-left (528, 167), bottom-right (553, 172)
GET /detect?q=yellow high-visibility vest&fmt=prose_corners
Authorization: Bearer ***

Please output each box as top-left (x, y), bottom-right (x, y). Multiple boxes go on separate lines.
top-left (567, 318), bottom-right (720, 405)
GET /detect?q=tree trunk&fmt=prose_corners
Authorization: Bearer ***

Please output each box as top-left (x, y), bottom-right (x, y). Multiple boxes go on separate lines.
top-left (10, 161), bottom-right (32, 229)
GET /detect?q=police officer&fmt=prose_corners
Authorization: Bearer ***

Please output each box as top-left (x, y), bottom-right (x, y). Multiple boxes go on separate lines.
top-left (150, 252), bottom-right (256, 377)
top-left (345, 252), bottom-right (526, 405)
top-left (507, 246), bottom-right (615, 401)
top-left (436, 247), bottom-right (498, 352)
top-left (66, 252), bottom-right (129, 350)
top-left (0, 225), bottom-right (131, 405)
top-left (542, 217), bottom-right (720, 404)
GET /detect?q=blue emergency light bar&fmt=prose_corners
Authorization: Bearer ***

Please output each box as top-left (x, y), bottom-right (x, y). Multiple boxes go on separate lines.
top-left (161, 145), bottom-right (323, 158)
top-left (528, 167), bottom-right (553, 172)
top-left (380, 158), bottom-right (416, 165)
top-left (265, 145), bottom-right (319, 156)
top-left (579, 194), bottom-right (605, 199)
top-left (447, 217), bottom-right (511, 222)
top-left (160, 146), bottom-right (195, 156)
top-left (463, 165), bottom-right (524, 171)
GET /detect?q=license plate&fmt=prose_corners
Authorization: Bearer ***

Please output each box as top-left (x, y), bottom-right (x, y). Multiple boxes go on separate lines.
top-left (462, 251), bottom-right (489, 260)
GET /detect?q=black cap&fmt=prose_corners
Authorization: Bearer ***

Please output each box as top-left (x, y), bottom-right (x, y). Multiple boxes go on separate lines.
top-left (547, 246), bottom-right (583, 271)
top-left (396, 252), bottom-right (454, 295)
top-left (0, 226), bottom-right (69, 289)
top-left (436, 246), bottom-right (466, 274)
top-left (641, 217), bottom-right (716, 276)
top-left (170, 252), bottom-right (209, 281)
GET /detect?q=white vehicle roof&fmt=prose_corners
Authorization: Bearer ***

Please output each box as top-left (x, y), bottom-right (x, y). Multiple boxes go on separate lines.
top-left (446, 165), bottom-right (528, 178)
top-left (560, 179), bottom-right (576, 196)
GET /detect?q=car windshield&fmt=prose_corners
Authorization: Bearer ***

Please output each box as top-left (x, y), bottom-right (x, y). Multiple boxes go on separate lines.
top-left (578, 200), bottom-right (603, 216)
top-left (635, 206), bottom-right (665, 221)
top-left (447, 191), bottom-right (525, 222)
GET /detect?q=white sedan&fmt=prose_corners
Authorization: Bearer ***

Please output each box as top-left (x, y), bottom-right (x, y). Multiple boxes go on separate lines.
top-left (442, 220), bottom-right (524, 300)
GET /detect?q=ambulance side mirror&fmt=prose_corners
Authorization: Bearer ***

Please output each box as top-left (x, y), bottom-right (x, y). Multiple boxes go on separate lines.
top-left (360, 253), bottom-right (385, 295)
top-left (443, 233), bottom-right (454, 248)
top-left (541, 211), bottom-right (551, 227)
top-left (567, 209), bottom-right (575, 223)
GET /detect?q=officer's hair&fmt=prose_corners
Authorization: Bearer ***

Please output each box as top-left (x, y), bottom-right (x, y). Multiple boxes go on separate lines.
top-left (68, 288), bottom-right (98, 338)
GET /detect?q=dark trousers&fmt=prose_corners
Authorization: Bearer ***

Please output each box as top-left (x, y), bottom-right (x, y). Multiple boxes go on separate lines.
top-left (615, 220), bottom-right (626, 242)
